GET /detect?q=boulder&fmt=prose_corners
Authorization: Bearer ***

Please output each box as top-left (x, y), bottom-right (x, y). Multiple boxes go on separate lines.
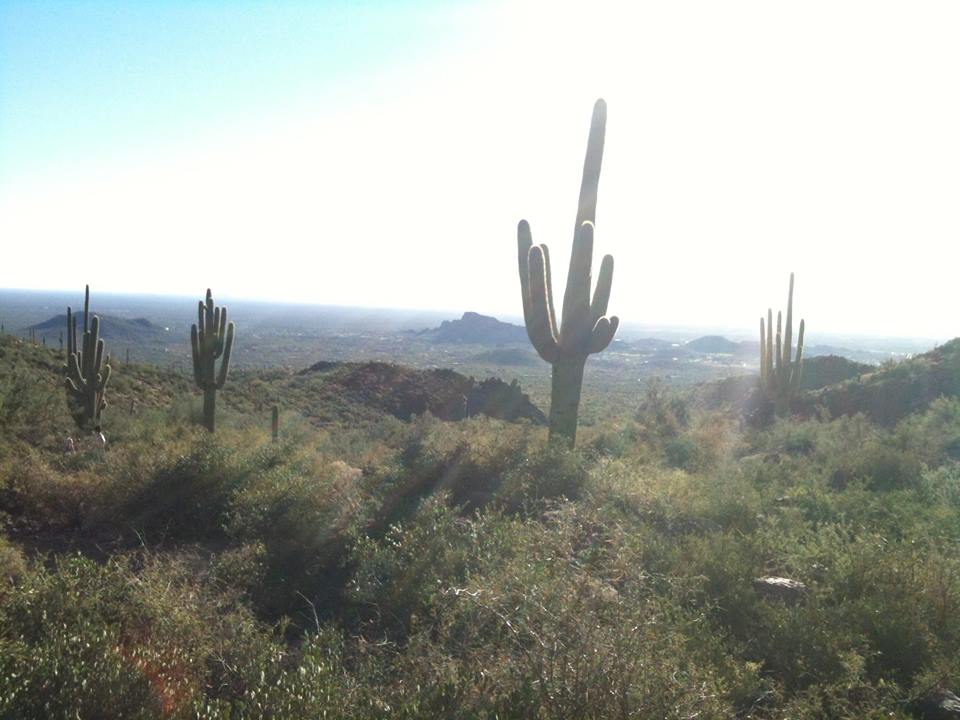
top-left (752, 576), bottom-right (808, 605)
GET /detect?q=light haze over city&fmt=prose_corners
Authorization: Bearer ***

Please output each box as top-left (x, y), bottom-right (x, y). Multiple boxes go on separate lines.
top-left (1, 0), bottom-right (958, 339)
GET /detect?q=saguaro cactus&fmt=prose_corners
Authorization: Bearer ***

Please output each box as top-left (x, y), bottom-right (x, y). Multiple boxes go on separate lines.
top-left (517, 99), bottom-right (619, 446)
top-left (64, 285), bottom-right (112, 429)
top-left (759, 273), bottom-right (805, 415)
top-left (190, 289), bottom-right (235, 433)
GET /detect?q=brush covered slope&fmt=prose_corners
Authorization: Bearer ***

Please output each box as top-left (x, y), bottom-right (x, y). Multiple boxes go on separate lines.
top-left (794, 338), bottom-right (960, 425)
top-left (694, 343), bottom-right (958, 427)
top-left (1, 334), bottom-right (959, 719)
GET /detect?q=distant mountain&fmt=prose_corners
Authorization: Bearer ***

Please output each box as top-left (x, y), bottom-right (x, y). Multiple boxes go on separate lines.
top-left (684, 334), bottom-right (895, 366)
top-left (419, 312), bottom-right (528, 345)
top-left (686, 335), bottom-right (740, 354)
top-left (27, 314), bottom-right (168, 342)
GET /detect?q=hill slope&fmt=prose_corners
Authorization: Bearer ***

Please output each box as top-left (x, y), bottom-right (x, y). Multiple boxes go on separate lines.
top-left (796, 338), bottom-right (960, 425)
top-left (697, 341), bottom-right (960, 426)
top-left (288, 360), bottom-right (545, 424)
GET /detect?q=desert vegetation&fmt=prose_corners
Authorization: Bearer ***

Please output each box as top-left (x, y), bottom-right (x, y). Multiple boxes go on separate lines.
top-left (0, 102), bottom-right (957, 719)
top-left (1, 315), bottom-right (959, 717)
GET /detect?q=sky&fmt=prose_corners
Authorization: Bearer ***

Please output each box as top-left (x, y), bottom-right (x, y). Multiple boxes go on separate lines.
top-left (1, 0), bottom-right (958, 339)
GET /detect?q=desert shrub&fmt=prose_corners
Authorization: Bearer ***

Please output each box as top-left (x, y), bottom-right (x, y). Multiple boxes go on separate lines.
top-left (665, 435), bottom-right (698, 470)
top-left (194, 628), bottom-right (364, 719)
top-left (495, 443), bottom-right (588, 511)
top-left (920, 463), bottom-right (960, 509)
top-left (759, 416), bottom-right (821, 456)
top-left (636, 377), bottom-right (689, 439)
top-left (226, 456), bottom-right (366, 618)
top-left (347, 497), bottom-right (502, 639)
top-left (394, 506), bottom-right (734, 719)
top-left (0, 553), bottom-right (275, 719)
top-left (0, 367), bottom-right (64, 443)
top-left (580, 419), bottom-right (642, 459)
top-left (830, 442), bottom-right (923, 492)
top-left (0, 443), bottom-right (101, 529)
top-left (0, 533), bottom-right (25, 585)
top-left (893, 396), bottom-right (960, 465)
top-left (379, 417), bottom-right (535, 516)
top-left (118, 436), bottom-right (261, 542)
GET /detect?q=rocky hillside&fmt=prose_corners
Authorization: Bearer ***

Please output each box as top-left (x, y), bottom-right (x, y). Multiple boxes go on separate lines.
top-left (292, 360), bottom-right (545, 424)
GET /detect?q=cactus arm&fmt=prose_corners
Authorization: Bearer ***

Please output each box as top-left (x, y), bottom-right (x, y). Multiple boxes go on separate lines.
top-left (782, 272), bottom-right (794, 368)
top-left (66, 307), bottom-right (74, 357)
top-left (92, 324), bottom-right (104, 375)
top-left (215, 322), bottom-right (234, 388)
top-left (526, 246), bottom-right (560, 363)
top-left (774, 311), bottom-right (783, 373)
top-left (216, 307), bottom-right (228, 357)
top-left (83, 285), bottom-right (89, 335)
top-left (519, 220), bottom-right (562, 339)
top-left (588, 315), bottom-right (619, 354)
top-left (540, 244), bottom-right (560, 339)
top-left (795, 317), bottom-right (805, 366)
top-left (67, 351), bottom-right (84, 384)
top-left (213, 307), bottom-right (222, 353)
top-left (518, 219), bottom-right (534, 326)
top-left (591, 254), bottom-right (614, 322)
top-left (790, 319), bottom-right (805, 393)
top-left (197, 301), bottom-right (206, 339)
top-left (765, 308), bottom-right (773, 383)
top-left (190, 324), bottom-right (204, 387)
top-left (760, 316), bottom-right (767, 386)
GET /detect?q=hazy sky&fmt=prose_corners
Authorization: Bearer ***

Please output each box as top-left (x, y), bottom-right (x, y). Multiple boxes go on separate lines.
top-left (1, 1), bottom-right (958, 338)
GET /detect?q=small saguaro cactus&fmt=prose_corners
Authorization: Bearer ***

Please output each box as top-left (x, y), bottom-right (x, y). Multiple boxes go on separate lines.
top-left (759, 273), bottom-right (805, 415)
top-left (517, 99), bottom-right (619, 446)
top-left (271, 405), bottom-right (279, 442)
top-left (190, 289), bottom-right (235, 433)
top-left (64, 285), bottom-right (112, 429)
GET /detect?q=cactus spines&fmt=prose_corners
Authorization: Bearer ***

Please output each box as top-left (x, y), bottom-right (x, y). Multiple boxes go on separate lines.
top-left (190, 289), bottom-right (235, 433)
top-left (517, 99), bottom-right (619, 446)
top-left (759, 273), bottom-right (805, 415)
top-left (64, 285), bottom-right (111, 429)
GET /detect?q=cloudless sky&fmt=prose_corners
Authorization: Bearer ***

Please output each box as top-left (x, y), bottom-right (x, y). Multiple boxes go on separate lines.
top-left (1, 0), bottom-right (958, 338)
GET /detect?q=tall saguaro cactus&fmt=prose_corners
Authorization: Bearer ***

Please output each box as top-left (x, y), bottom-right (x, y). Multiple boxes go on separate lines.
top-left (190, 289), bottom-right (235, 433)
top-left (517, 99), bottom-right (619, 446)
top-left (64, 285), bottom-right (112, 429)
top-left (759, 273), bottom-right (805, 415)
